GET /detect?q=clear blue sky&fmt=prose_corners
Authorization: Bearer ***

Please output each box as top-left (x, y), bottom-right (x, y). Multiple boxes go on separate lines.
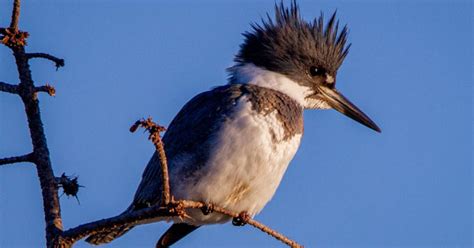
top-left (0, 1), bottom-right (471, 247)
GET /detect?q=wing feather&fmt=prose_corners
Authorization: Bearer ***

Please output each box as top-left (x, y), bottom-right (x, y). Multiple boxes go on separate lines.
top-left (132, 85), bottom-right (245, 207)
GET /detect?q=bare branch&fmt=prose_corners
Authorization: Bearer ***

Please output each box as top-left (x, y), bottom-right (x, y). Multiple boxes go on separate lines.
top-left (4, 1), bottom-right (63, 244)
top-left (26, 53), bottom-right (65, 70)
top-left (247, 219), bottom-right (302, 247)
top-left (0, 81), bottom-right (19, 94)
top-left (62, 199), bottom-right (302, 248)
top-left (10, 0), bottom-right (20, 31)
top-left (62, 204), bottom-right (174, 243)
top-left (181, 201), bottom-right (303, 248)
top-left (35, 84), bottom-right (56, 96)
top-left (130, 118), bottom-right (170, 205)
top-left (0, 153), bottom-right (34, 166)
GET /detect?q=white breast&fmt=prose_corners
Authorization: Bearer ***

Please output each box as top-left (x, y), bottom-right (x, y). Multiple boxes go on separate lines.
top-left (174, 96), bottom-right (302, 225)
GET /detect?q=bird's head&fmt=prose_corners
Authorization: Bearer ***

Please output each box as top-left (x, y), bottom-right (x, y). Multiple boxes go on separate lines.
top-left (228, 1), bottom-right (380, 132)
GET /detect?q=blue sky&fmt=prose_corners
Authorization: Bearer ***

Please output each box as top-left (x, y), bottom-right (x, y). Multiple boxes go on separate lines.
top-left (0, 0), bottom-right (471, 247)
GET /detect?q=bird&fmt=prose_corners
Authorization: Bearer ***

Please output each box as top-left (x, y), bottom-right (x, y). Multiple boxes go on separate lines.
top-left (86, 1), bottom-right (380, 247)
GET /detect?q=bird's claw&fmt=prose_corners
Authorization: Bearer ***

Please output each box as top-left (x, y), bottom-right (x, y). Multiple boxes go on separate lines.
top-left (232, 211), bottom-right (250, 226)
top-left (201, 204), bottom-right (214, 215)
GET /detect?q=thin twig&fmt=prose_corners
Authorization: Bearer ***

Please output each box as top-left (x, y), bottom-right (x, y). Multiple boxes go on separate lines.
top-left (0, 81), bottom-right (19, 94)
top-left (181, 201), bottom-right (302, 247)
top-left (130, 118), bottom-right (170, 205)
top-left (247, 219), bottom-right (302, 248)
top-left (179, 201), bottom-right (302, 247)
top-left (0, 153), bottom-right (34, 165)
top-left (156, 136), bottom-right (171, 205)
top-left (10, 0), bottom-right (20, 31)
top-left (26, 53), bottom-right (65, 70)
top-left (35, 84), bottom-right (56, 96)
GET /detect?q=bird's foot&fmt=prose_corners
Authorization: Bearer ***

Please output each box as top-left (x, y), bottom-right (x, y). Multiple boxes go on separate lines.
top-left (232, 211), bottom-right (250, 226)
top-left (201, 203), bottom-right (214, 215)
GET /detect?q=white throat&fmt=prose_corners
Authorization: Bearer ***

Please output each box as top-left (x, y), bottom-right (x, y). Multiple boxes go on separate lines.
top-left (230, 63), bottom-right (311, 107)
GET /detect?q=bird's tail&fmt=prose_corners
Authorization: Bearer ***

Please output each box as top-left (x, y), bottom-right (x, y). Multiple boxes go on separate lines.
top-left (85, 205), bottom-right (137, 245)
top-left (85, 224), bottom-right (135, 245)
top-left (85, 204), bottom-right (172, 245)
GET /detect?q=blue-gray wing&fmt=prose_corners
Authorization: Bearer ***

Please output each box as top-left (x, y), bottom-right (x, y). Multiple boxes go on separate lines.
top-left (132, 84), bottom-right (246, 208)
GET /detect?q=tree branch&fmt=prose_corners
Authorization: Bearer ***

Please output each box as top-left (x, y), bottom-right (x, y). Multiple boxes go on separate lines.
top-left (247, 218), bottom-right (301, 247)
top-left (62, 204), bottom-right (175, 244)
top-left (2, 1), bottom-right (63, 245)
top-left (0, 153), bottom-right (34, 165)
top-left (26, 53), bottom-right (65, 70)
top-left (0, 81), bottom-right (19, 94)
top-left (130, 118), bottom-right (171, 205)
top-left (10, 0), bottom-right (20, 31)
top-left (35, 84), bottom-right (56, 96)
top-left (12, 45), bottom-right (63, 248)
top-left (62, 199), bottom-right (302, 248)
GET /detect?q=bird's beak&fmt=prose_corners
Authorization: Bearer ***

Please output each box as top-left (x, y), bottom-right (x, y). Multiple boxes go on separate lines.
top-left (318, 86), bottom-right (381, 133)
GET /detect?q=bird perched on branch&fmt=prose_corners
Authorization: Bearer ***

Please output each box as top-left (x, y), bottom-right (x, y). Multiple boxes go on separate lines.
top-left (86, 1), bottom-right (380, 246)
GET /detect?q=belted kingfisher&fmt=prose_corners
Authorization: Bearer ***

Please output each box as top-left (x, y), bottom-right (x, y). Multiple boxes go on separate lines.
top-left (86, 1), bottom-right (380, 247)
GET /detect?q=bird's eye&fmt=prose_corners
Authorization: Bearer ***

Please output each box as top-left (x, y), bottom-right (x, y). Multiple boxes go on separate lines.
top-left (309, 66), bottom-right (325, 77)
